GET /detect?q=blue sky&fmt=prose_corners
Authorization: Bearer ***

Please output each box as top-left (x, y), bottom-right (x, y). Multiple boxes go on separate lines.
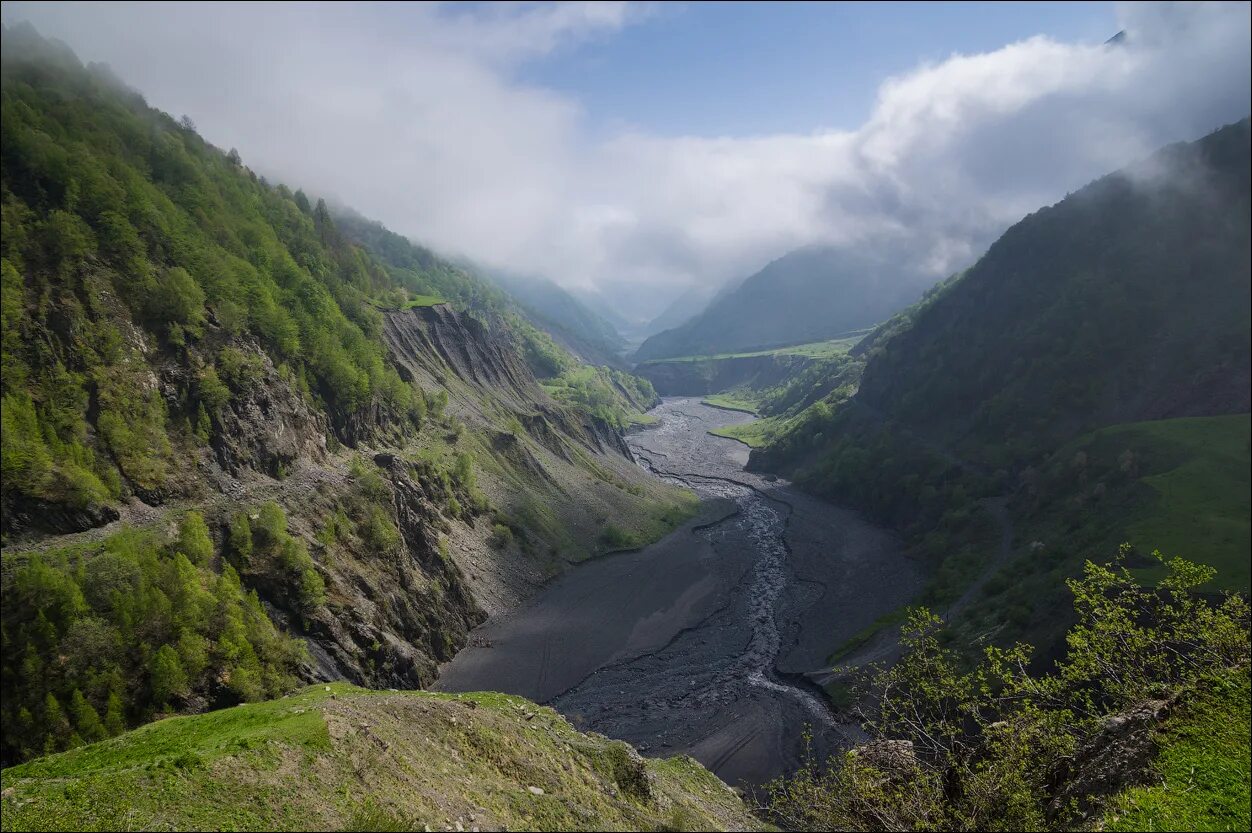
top-left (519, 2), bottom-right (1119, 136)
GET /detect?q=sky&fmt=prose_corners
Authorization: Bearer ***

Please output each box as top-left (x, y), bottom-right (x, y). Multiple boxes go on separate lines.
top-left (4, 1), bottom-right (1250, 323)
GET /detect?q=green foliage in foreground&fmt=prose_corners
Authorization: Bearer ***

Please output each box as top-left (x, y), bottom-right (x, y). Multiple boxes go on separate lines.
top-left (767, 549), bottom-right (1251, 832)
top-left (0, 513), bottom-right (305, 764)
top-left (0, 684), bottom-right (762, 833)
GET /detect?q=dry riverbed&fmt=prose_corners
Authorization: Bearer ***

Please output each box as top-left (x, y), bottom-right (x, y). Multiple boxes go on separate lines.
top-left (436, 398), bottom-right (922, 787)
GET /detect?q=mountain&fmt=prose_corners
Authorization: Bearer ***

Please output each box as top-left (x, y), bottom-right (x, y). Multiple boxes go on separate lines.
top-left (0, 23), bottom-right (694, 766)
top-left (632, 246), bottom-right (937, 361)
top-left (752, 118), bottom-right (1251, 649)
top-left (643, 283), bottom-right (718, 338)
top-left (483, 271), bottom-right (628, 367)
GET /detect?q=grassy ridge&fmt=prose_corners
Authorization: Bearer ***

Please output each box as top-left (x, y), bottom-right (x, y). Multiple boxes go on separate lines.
top-left (701, 393), bottom-right (760, 414)
top-left (641, 334), bottom-right (863, 365)
top-left (401, 294), bottom-right (445, 309)
top-left (0, 683), bottom-right (760, 832)
top-left (710, 417), bottom-right (791, 449)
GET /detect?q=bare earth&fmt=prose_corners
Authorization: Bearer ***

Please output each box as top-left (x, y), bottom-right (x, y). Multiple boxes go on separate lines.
top-left (436, 398), bottom-right (922, 788)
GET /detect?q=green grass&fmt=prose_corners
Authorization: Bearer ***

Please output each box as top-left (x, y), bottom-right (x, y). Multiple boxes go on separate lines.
top-left (1, 684), bottom-right (761, 833)
top-left (825, 607), bottom-right (910, 665)
top-left (701, 393), bottom-right (760, 414)
top-left (710, 416), bottom-right (792, 449)
top-left (401, 294), bottom-right (445, 308)
top-left (1109, 414), bottom-right (1251, 592)
top-left (1035, 414), bottom-right (1251, 593)
top-left (1102, 666), bottom-right (1251, 832)
top-left (948, 412), bottom-right (1250, 666)
top-left (641, 334), bottom-right (864, 364)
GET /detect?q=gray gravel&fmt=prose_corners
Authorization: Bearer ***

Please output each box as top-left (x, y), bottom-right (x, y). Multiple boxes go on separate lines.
top-left (436, 398), bottom-right (922, 788)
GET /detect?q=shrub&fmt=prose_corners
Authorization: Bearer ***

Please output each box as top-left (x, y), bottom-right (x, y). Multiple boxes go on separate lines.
top-left (766, 546), bottom-right (1251, 832)
top-left (489, 523), bottom-right (514, 549)
top-left (217, 347), bottom-right (266, 394)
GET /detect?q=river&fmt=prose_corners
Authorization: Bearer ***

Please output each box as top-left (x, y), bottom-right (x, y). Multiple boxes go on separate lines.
top-left (435, 397), bottom-right (922, 788)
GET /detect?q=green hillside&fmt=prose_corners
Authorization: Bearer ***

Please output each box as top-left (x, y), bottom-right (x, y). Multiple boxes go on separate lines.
top-left (753, 119), bottom-right (1252, 650)
top-left (336, 212), bottom-right (658, 428)
top-left (1, 25), bottom-right (434, 530)
top-left (0, 24), bottom-right (686, 769)
top-left (0, 683), bottom-right (761, 832)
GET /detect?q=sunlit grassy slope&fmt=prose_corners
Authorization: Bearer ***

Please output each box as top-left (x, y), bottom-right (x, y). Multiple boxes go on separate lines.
top-left (0, 684), bottom-right (761, 833)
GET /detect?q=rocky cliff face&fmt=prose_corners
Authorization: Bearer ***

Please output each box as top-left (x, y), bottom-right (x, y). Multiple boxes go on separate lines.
top-left (385, 305), bottom-right (542, 409)
top-left (2, 299), bottom-right (684, 707)
top-left (274, 455), bottom-right (485, 690)
top-left (384, 306), bottom-right (634, 461)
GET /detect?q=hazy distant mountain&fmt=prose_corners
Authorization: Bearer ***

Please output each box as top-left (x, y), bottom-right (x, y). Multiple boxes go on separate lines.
top-left (488, 273), bottom-right (628, 366)
top-left (633, 246), bottom-right (937, 361)
top-left (643, 284), bottom-right (718, 338)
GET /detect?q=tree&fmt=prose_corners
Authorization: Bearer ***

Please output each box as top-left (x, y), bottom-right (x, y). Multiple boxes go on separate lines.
top-left (766, 548), bottom-right (1251, 832)
top-left (104, 689), bottom-right (126, 737)
top-left (147, 266), bottom-right (206, 329)
top-left (149, 644), bottom-right (189, 707)
top-left (177, 511), bottom-right (214, 566)
top-left (253, 501), bottom-right (287, 553)
top-left (229, 511), bottom-right (253, 563)
top-left (42, 693), bottom-right (71, 753)
top-left (70, 689), bottom-right (107, 743)
top-left (176, 512), bottom-right (215, 562)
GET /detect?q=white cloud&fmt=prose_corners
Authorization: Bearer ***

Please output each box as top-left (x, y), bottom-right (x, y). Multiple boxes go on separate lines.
top-left (3, 1), bottom-right (1249, 321)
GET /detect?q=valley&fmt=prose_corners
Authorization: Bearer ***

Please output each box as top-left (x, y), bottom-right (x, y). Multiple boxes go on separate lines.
top-left (2, 10), bottom-right (1250, 832)
top-left (437, 398), bottom-right (921, 787)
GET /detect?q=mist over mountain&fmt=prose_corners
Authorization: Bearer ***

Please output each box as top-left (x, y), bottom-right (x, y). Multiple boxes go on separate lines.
top-left (633, 245), bottom-right (937, 361)
top-left (480, 271), bottom-right (628, 367)
top-left (5, 2), bottom-right (1247, 315)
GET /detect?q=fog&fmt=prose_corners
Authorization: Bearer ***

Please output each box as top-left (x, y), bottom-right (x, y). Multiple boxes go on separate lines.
top-left (4, 1), bottom-right (1249, 322)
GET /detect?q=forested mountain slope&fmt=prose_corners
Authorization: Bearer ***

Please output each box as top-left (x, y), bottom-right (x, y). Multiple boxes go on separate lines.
top-left (633, 245), bottom-right (935, 361)
top-left (334, 211), bottom-right (657, 426)
top-left (753, 118), bottom-right (1251, 650)
top-left (0, 23), bottom-right (693, 765)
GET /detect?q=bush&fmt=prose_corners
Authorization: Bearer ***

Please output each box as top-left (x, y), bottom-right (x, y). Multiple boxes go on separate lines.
top-left (217, 347), bottom-right (266, 394)
top-left (489, 523), bottom-right (514, 549)
top-left (600, 523), bottom-right (636, 549)
top-left (766, 546), bottom-right (1251, 832)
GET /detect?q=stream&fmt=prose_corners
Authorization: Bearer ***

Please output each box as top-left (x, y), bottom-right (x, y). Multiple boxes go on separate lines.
top-left (436, 398), bottom-right (923, 787)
